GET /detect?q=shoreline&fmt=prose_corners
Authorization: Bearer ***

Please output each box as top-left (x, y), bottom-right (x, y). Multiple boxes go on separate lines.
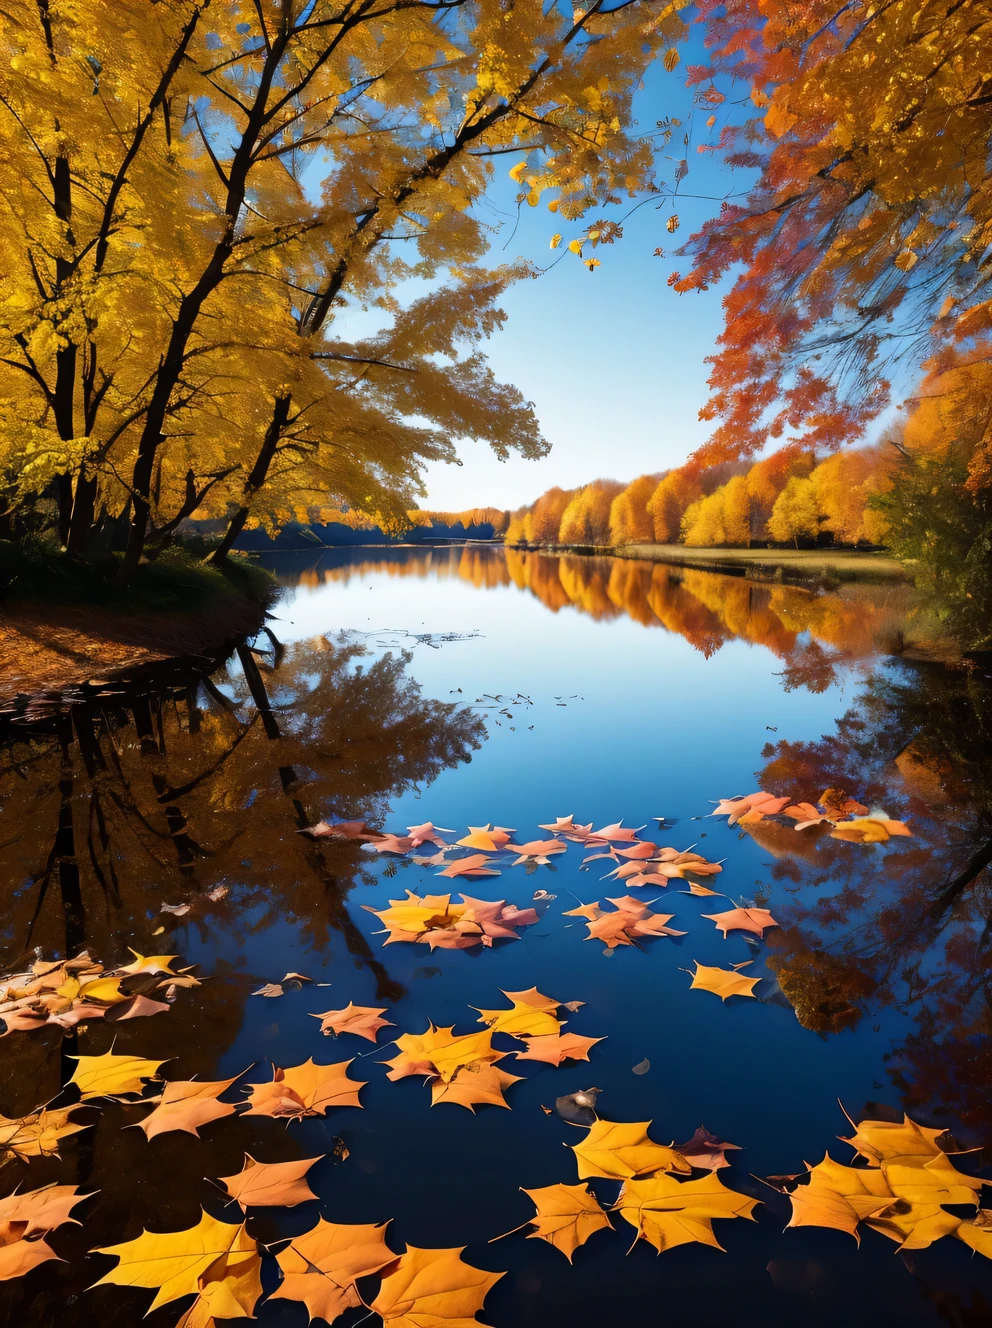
top-left (0, 588), bottom-right (269, 708)
top-left (507, 541), bottom-right (906, 584)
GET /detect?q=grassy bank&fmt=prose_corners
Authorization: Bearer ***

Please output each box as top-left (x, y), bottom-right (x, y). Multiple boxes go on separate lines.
top-left (508, 540), bottom-right (906, 585)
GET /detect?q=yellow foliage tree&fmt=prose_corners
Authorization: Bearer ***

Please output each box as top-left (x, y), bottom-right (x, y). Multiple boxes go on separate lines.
top-left (527, 487), bottom-right (576, 544)
top-left (810, 449), bottom-right (891, 545)
top-left (559, 480), bottom-right (625, 546)
top-left (768, 477), bottom-right (821, 546)
top-left (0, 0), bottom-right (682, 575)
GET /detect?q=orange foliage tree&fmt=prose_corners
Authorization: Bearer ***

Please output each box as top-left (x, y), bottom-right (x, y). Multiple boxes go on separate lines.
top-left (609, 475), bottom-right (659, 545)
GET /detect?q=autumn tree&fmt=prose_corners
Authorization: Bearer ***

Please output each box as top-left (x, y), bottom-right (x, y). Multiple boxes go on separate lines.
top-left (810, 447), bottom-right (891, 546)
top-left (767, 476), bottom-right (821, 547)
top-left (609, 474), bottom-right (658, 545)
top-left (558, 479), bottom-right (624, 546)
top-left (676, 0), bottom-right (992, 472)
top-left (0, 0), bottom-right (683, 578)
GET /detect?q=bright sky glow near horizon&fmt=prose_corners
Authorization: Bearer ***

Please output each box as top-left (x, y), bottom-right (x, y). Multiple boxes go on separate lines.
top-left (415, 48), bottom-right (746, 513)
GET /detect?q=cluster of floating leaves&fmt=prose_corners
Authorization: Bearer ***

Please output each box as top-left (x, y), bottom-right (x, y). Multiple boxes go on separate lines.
top-left (0, 950), bottom-right (199, 1037)
top-left (0, 787), bottom-right (929, 1323)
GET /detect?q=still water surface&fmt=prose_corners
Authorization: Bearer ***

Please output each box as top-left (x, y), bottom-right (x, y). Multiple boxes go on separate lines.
top-left (2, 546), bottom-right (991, 1327)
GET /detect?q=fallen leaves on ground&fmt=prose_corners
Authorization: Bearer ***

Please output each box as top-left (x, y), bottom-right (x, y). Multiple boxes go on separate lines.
top-left (0, 1183), bottom-right (90, 1282)
top-left (616, 1170), bottom-right (760, 1252)
top-left (370, 1246), bottom-right (502, 1328)
top-left (363, 891), bottom-right (537, 948)
top-left (271, 1220), bottom-right (395, 1324)
top-left (313, 1003), bottom-right (394, 1042)
top-left (0, 950), bottom-right (196, 1036)
top-left (571, 1119), bottom-right (692, 1180)
top-left (776, 1106), bottom-right (989, 1256)
top-left (91, 1209), bottom-right (262, 1324)
top-left (69, 1051), bottom-right (166, 1101)
top-left (470, 989), bottom-right (603, 1065)
top-left (218, 1154), bottom-right (322, 1208)
top-left (564, 896), bottom-right (685, 949)
top-left (507, 1184), bottom-right (611, 1261)
top-left (137, 1077), bottom-right (240, 1140)
top-left (689, 961), bottom-right (761, 1001)
top-left (701, 907), bottom-right (778, 939)
top-left (0, 1105), bottom-right (91, 1160)
top-left (242, 1060), bottom-right (365, 1119)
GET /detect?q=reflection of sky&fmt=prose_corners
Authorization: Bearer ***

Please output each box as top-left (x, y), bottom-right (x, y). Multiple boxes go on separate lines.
top-left (187, 553), bottom-right (992, 1328)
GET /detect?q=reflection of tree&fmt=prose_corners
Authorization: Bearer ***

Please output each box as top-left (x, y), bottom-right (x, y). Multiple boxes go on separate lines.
top-left (0, 640), bottom-right (485, 999)
top-left (750, 659), bottom-right (992, 1133)
top-left (276, 546), bottom-right (911, 686)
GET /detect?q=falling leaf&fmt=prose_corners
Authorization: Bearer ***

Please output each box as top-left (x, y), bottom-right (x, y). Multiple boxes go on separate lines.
top-left (271, 1220), bottom-right (395, 1324)
top-left (313, 1003), bottom-right (394, 1043)
top-left (550, 233), bottom-right (563, 249)
top-left (689, 961), bottom-right (761, 1001)
top-left (514, 1184), bottom-right (612, 1261)
top-left (616, 1171), bottom-right (760, 1251)
top-left (242, 1060), bottom-right (366, 1119)
top-left (0, 1106), bottom-right (90, 1161)
top-left (513, 1033), bottom-right (603, 1066)
top-left (675, 1126), bottom-right (742, 1172)
top-left (91, 1209), bottom-right (262, 1324)
top-left (218, 1154), bottom-right (322, 1208)
top-left (663, 48), bottom-right (680, 72)
top-left (701, 907), bottom-right (778, 939)
top-left (68, 1052), bottom-right (166, 1101)
top-left (136, 1077), bottom-right (240, 1140)
top-left (370, 1246), bottom-right (502, 1328)
top-left (666, 214), bottom-right (679, 233)
top-left (571, 1120), bottom-right (691, 1180)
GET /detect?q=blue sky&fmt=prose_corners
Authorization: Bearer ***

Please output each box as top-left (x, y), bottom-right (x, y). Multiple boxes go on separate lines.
top-left (417, 51), bottom-right (749, 512)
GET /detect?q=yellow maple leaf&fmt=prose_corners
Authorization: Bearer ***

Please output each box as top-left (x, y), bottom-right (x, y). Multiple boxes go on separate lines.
top-left (271, 1220), bottom-right (395, 1324)
top-left (91, 1210), bottom-right (261, 1321)
top-left (571, 1119), bottom-right (691, 1180)
top-left (517, 1183), bottom-right (611, 1261)
top-left (689, 961), bottom-right (760, 1001)
top-left (616, 1171), bottom-right (760, 1252)
top-left (370, 1246), bottom-right (502, 1328)
top-left (68, 1051), bottom-right (166, 1100)
top-left (472, 1000), bottom-right (561, 1038)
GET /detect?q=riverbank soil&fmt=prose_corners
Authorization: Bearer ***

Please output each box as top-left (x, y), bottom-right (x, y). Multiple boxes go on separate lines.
top-left (0, 595), bottom-right (265, 703)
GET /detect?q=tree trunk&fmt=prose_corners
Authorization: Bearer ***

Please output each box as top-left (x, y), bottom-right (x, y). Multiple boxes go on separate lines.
top-left (211, 394), bottom-right (292, 562)
top-left (66, 472), bottom-right (97, 556)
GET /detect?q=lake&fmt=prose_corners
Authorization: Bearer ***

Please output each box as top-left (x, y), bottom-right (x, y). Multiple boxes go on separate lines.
top-left (2, 546), bottom-right (990, 1328)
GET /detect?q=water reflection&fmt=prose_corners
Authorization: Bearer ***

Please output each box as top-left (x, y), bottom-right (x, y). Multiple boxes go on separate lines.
top-left (752, 657), bottom-right (992, 1135)
top-left (277, 545), bottom-right (912, 688)
top-left (0, 638), bottom-right (484, 997)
